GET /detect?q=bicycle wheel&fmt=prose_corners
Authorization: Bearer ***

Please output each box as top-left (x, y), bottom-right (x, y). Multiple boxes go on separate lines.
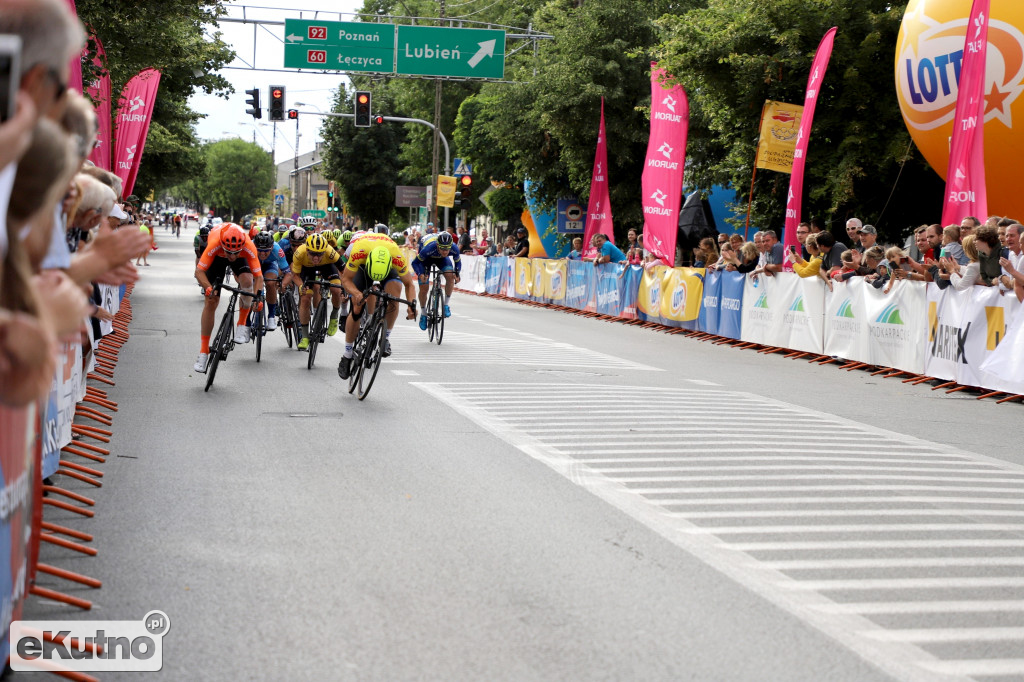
top-left (307, 300), bottom-right (326, 369)
top-left (348, 316), bottom-right (369, 394)
top-left (358, 318), bottom-right (386, 400)
top-left (254, 305), bottom-right (265, 362)
top-left (289, 295), bottom-right (303, 351)
top-left (281, 295), bottom-right (294, 348)
top-left (427, 286), bottom-right (438, 343)
top-left (436, 296), bottom-right (445, 346)
top-left (204, 311), bottom-right (232, 392)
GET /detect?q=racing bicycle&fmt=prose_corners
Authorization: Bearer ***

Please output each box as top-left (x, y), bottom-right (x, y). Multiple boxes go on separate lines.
top-left (277, 282), bottom-right (301, 349)
top-left (305, 278), bottom-right (345, 370)
top-left (344, 285), bottom-right (414, 400)
top-left (424, 264), bottom-right (446, 345)
top-left (204, 283), bottom-right (253, 392)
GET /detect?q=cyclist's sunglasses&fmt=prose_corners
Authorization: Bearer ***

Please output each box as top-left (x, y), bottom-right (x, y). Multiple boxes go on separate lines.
top-left (223, 247), bottom-right (242, 255)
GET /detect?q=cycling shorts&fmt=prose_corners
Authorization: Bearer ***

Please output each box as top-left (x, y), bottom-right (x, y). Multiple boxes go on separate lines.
top-left (300, 264), bottom-right (341, 295)
top-left (206, 256), bottom-right (252, 291)
top-left (353, 267), bottom-right (400, 292)
top-left (412, 256), bottom-right (453, 278)
top-left (260, 258), bottom-right (281, 278)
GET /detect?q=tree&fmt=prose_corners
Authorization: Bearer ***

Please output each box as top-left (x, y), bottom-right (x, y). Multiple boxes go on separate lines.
top-left (201, 139), bottom-right (275, 221)
top-left (653, 0), bottom-right (941, 239)
top-left (320, 87), bottom-right (405, 226)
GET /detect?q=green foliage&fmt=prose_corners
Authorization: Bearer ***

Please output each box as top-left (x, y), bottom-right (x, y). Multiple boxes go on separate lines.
top-left (653, 0), bottom-right (939, 239)
top-left (75, 0), bottom-right (234, 195)
top-left (201, 139), bottom-right (276, 220)
top-left (320, 86), bottom-right (405, 226)
top-left (486, 186), bottom-right (524, 222)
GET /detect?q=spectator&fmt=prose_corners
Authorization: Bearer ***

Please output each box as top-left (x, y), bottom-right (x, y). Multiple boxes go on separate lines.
top-left (975, 224), bottom-right (1007, 286)
top-left (845, 218), bottom-right (863, 250)
top-left (474, 228), bottom-right (491, 255)
top-left (762, 229), bottom-right (785, 274)
top-left (512, 226), bottom-right (530, 257)
top-left (136, 220), bottom-right (152, 266)
top-left (457, 225), bottom-right (471, 253)
top-left (567, 237), bottom-right (583, 260)
top-left (815, 230), bottom-right (847, 275)
top-left (831, 248), bottom-right (861, 281)
top-left (857, 224), bottom-right (878, 252)
top-left (796, 222), bottom-right (811, 259)
top-left (885, 246), bottom-right (916, 281)
top-left (729, 233), bottom-right (744, 252)
top-left (1000, 223), bottom-right (1024, 300)
top-left (998, 220), bottom-right (1009, 247)
top-left (625, 228), bottom-right (641, 253)
top-left (962, 215), bottom-right (982, 238)
top-left (592, 233), bottom-right (626, 266)
top-left (722, 241), bottom-right (760, 274)
top-left (752, 231), bottom-right (766, 267)
top-left (861, 245), bottom-right (888, 287)
top-left (810, 217), bottom-right (826, 234)
top-left (791, 234), bottom-right (828, 285)
top-left (716, 232), bottom-right (729, 249)
top-left (692, 237), bottom-right (717, 268)
top-left (941, 234), bottom-right (982, 290)
top-left (502, 235), bottom-right (516, 256)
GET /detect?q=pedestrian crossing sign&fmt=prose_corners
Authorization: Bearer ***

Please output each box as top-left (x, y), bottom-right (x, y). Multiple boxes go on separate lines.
top-left (453, 158), bottom-right (472, 176)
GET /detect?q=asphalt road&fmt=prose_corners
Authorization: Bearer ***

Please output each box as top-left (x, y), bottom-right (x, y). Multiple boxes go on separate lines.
top-left (20, 228), bottom-right (1024, 681)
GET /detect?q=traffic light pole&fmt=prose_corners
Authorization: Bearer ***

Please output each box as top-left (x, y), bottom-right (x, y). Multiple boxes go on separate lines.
top-left (290, 109), bottom-right (451, 227)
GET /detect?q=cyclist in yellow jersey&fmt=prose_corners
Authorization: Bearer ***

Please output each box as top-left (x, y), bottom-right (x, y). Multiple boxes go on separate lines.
top-left (337, 235), bottom-right (416, 379)
top-left (282, 233), bottom-right (344, 349)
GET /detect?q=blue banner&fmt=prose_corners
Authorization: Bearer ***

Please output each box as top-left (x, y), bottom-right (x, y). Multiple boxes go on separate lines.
top-left (619, 265), bottom-right (642, 319)
top-left (41, 379), bottom-right (61, 479)
top-left (595, 263), bottom-right (625, 316)
top-left (484, 257), bottom-right (506, 294)
top-left (718, 270), bottom-right (745, 339)
top-left (700, 269), bottom-right (722, 334)
top-left (565, 260), bottom-right (593, 310)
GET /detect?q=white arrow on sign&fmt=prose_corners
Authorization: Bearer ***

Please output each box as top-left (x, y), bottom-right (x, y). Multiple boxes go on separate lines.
top-left (467, 40), bottom-right (496, 68)
top-left (286, 33), bottom-right (304, 42)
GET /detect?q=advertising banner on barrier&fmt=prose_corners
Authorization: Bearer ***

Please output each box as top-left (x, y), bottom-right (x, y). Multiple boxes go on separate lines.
top-left (927, 285), bottom-right (1021, 386)
top-left (619, 265), bottom-right (642, 319)
top-left (719, 271), bottom-right (745, 339)
top-left (97, 283), bottom-right (121, 337)
top-left (484, 257), bottom-right (506, 294)
top-left (595, 263), bottom-right (625, 316)
top-left (638, 265), bottom-right (666, 320)
top-left (661, 267), bottom-right (704, 322)
top-left (565, 260), bottom-right (593, 310)
top-left (981, 298), bottom-right (1024, 394)
top-left (861, 280), bottom-right (928, 373)
top-left (543, 260), bottom-right (567, 302)
top-left (57, 341), bottom-right (82, 461)
top-left (41, 377), bottom-right (61, 480)
top-left (0, 404), bottom-right (36, 665)
top-left (532, 259), bottom-right (546, 302)
top-left (742, 273), bottom-right (825, 353)
top-left (824, 280), bottom-right (862, 362)
top-left (514, 258), bottom-right (532, 298)
top-left (700, 269), bottom-right (721, 333)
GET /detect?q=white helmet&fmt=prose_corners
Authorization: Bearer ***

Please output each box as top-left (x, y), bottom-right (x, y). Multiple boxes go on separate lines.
top-left (373, 223), bottom-right (389, 234)
top-left (299, 215), bottom-right (318, 227)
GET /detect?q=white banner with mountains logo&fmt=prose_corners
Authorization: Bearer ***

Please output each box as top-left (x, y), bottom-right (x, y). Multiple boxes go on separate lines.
top-left (741, 273), bottom-right (825, 353)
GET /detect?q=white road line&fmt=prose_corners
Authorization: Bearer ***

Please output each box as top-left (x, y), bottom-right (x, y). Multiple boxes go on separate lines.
top-left (657, 496), bottom-right (1024, 506)
top-left (761, 557), bottom-right (1024, 570)
top-left (544, 434), bottom-right (941, 445)
top-left (669, 508), bottom-right (1024, 519)
top-left (615, 474), bottom-right (1024, 484)
top-left (788, 577), bottom-right (1024, 590)
top-left (391, 370), bottom-right (420, 376)
top-left (685, 523), bottom-right (1024, 535)
top-left (816, 601), bottom-right (1024, 615)
top-left (597, 465), bottom-right (1006, 475)
top-left (726, 539), bottom-right (1024, 551)
top-left (863, 628), bottom-right (1024, 643)
top-left (918, 659), bottom-right (1024, 676)
top-left (686, 379), bottom-right (722, 386)
top-left (579, 457), bottom-right (975, 465)
top-left (633, 485), bottom-right (1024, 494)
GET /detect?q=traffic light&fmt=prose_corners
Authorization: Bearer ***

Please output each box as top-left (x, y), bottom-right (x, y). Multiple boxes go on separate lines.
top-left (457, 174), bottom-right (473, 210)
top-left (268, 85), bottom-right (286, 122)
top-left (354, 91), bottom-right (371, 127)
top-left (245, 88), bottom-right (261, 119)
top-left (373, 115), bottom-right (384, 126)
top-left (287, 109), bottom-right (298, 120)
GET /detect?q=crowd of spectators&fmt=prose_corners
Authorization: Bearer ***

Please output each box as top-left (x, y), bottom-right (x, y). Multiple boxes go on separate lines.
top-left (1, 0), bottom-right (150, 406)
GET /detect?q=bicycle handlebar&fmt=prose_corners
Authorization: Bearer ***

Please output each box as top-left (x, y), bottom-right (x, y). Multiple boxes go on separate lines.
top-left (362, 286), bottom-right (414, 308)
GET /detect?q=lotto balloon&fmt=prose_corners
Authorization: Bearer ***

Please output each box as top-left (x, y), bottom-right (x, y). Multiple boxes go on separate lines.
top-left (895, 0), bottom-right (1024, 218)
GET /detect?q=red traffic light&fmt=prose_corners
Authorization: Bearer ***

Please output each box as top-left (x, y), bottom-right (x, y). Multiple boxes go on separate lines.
top-left (373, 115), bottom-right (384, 125)
top-left (357, 93), bottom-right (369, 104)
top-left (459, 175), bottom-right (473, 187)
top-left (272, 89), bottom-right (283, 99)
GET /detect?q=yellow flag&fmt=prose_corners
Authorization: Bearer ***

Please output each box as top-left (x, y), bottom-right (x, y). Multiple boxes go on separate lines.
top-left (755, 100), bottom-right (804, 174)
top-left (436, 175), bottom-right (457, 208)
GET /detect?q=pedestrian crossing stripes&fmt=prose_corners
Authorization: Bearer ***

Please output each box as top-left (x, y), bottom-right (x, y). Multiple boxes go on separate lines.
top-left (389, 326), bottom-right (659, 371)
top-left (414, 382), bottom-right (1024, 682)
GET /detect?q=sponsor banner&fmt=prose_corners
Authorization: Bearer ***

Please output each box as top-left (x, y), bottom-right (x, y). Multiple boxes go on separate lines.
top-left (700, 268), bottom-right (722, 333)
top-left (742, 273), bottom-right (825, 354)
top-left (824, 280), bottom-right (863, 362)
top-left (455, 254), bottom-right (486, 294)
top-left (783, 27), bottom-right (837, 260)
top-left (532, 259), bottom-right (546, 303)
top-left (980, 297), bottom-right (1024, 394)
top-left (642, 65), bottom-right (688, 266)
top-left (504, 257), bottom-right (515, 298)
top-left (928, 284), bottom-right (1021, 386)
top-left (484, 257), bottom-right (507, 295)
top-left (619, 265), bottom-right (642, 319)
top-left (718, 271), bottom-right (745, 339)
top-left (940, 0), bottom-right (991, 225)
top-left (86, 36), bottom-right (112, 171)
top-left (0, 404), bottom-right (37, 665)
top-left (41, 376), bottom-right (61, 480)
top-left (755, 100), bottom-right (804, 174)
top-left (113, 68), bottom-right (162, 198)
top-left (595, 263), bottom-right (625, 316)
top-left (583, 98), bottom-right (613, 259)
top-left (514, 258), bottom-right (532, 298)
top-left (543, 260), bottom-right (567, 302)
top-left (860, 279), bottom-right (928, 373)
top-left (97, 283), bottom-right (121, 337)
top-left (638, 264), bottom-right (666, 321)
top-left (565, 260), bottom-right (594, 310)
top-left (660, 267), bottom-right (704, 322)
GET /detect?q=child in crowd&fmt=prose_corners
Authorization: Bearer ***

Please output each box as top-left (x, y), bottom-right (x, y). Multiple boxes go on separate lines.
top-left (940, 224), bottom-right (969, 265)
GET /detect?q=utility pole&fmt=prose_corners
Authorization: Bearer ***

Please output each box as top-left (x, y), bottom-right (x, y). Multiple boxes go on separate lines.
top-left (430, 0), bottom-right (446, 228)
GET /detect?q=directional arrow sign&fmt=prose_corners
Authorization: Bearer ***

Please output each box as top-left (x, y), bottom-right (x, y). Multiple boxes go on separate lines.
top-left (396, 26), bottom-right (505, 79)
top-left (283, 19), bottom-right (395, 73)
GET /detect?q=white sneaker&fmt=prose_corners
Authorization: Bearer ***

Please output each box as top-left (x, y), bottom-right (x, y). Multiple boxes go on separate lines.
top-left (194, 353), bottom-right (209, 373)
top-left (234, 324), bottom-right (250, 344)
top-left (266, 316), bottom-right (278, 331)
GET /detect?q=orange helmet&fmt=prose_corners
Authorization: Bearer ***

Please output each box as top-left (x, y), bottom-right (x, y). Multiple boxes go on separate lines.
top-left (221, 224), bottom-right (246, 251)
top-left (249, 224), bottom-right (260, 239)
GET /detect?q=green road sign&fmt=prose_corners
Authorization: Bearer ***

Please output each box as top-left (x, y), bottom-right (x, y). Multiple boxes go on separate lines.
top-left (284, 44), bottom-right (393, 72)
top-left (283, 19), bottom-right (395, 72)
top-left (301, 209), bottom-right (327, 219)
top-left (396, 26), bottom-right (505, 79)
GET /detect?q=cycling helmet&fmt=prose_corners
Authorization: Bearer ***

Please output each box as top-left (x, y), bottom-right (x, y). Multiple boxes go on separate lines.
top-left (332, 229), bottom-right (343, 240)
top-left (299, 215), bottom-right (317, 227)
top-left (367, 245), bottom-right (393, 281)
top-left (221, 224), bottom-right (247, 251)
top-left (254, 232), bottom-right (274, 250)
top-left (436, 231), bottom-right (454, 249)
top-left (306, 233), bottom-right (328, 254)
top-left (198, 226), bottom-right (211, 239)
top-left (339, 230), bottom-right (354, 247)
top-left (248, 224), bottom-right (261, 239)
top-left (288, 226), bottom-right (307, 244)
top-left (373, 223), bottom-right (389, 234)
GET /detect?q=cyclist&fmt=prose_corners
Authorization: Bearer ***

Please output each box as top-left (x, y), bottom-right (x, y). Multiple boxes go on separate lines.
top-left (414, 231), bottom-right (461, 329)
top-left (298, 215), bottom-right (318, 231)
top-left (283, 232), bottom-right (345, 350)
top-left (254, 231), bottom-right (289, 331)
top-left (338, 230), bottom-right (355, 252)
top-left (194, 225), bottom-right (211, 263)
top-left (279, 226), bottom-right (307, 265)
top-left (337, 233), bottom-right (416, 379)
top-left (193, 223), bottom-right (264, 373)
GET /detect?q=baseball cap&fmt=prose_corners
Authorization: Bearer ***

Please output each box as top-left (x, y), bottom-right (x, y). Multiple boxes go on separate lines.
top-left (859, 224), bottom-right (877, 235)
top-left (109, 204), bottom-right (129, 220)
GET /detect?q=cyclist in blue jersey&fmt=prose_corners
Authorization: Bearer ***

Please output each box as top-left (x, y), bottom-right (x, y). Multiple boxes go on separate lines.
top-left (254, 232), bottom-right (290, 330)
top-left (279, 226), bottom-right (307, 266)
top-left (413, 231), bottom-right (460, 330)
